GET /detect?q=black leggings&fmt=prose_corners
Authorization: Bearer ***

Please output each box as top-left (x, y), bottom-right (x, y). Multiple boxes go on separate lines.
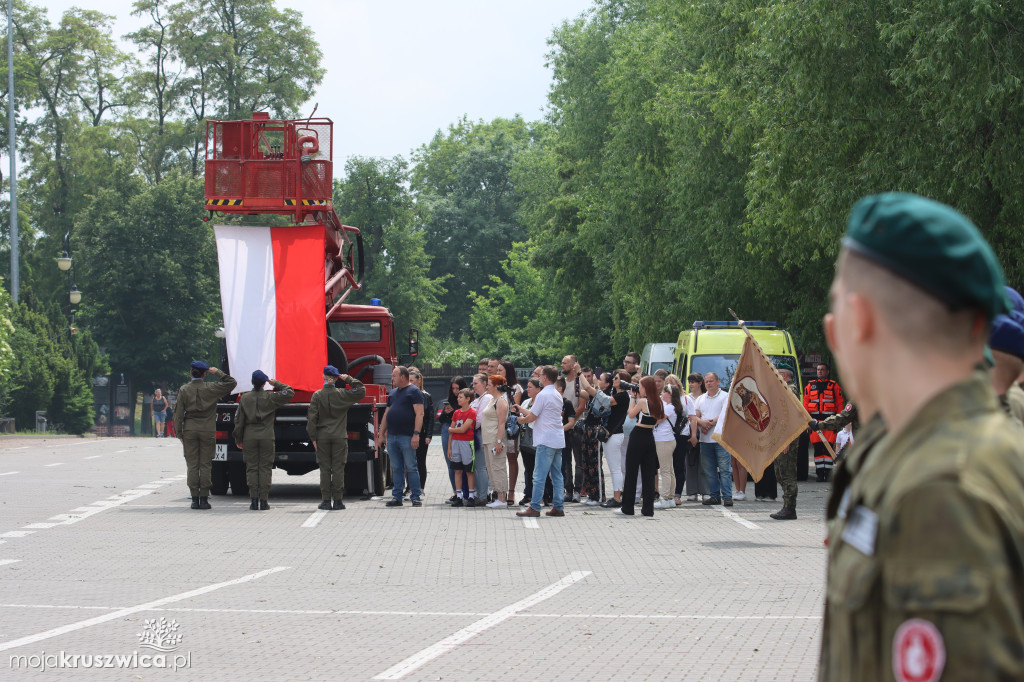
top-left (673, 437), bottom-right (688, 496)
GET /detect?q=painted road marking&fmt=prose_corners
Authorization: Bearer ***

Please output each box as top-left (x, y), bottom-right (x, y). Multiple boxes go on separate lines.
top-left (84, 455), bottom-right (101, 460)
top-left (114, 449), bottom-right (129, 453)
top-left (0, 560), bottom-right (21, 567)
top-left (45, 463), bottom-right (64, 467)
top-left (522, 517), bottom-right (539, 529)
top-left (373, 571), bottom-right (592, 680)
top-left (720, 507), bottom-right (760, 529)
top-left (0, 566), bottom-right (290, 653)
top-left (0, 472), bottom-right (18, 477)
top-left (301, 509), bottom-right (329, 528)
top-left (0, 601), bottom-right (824, 620)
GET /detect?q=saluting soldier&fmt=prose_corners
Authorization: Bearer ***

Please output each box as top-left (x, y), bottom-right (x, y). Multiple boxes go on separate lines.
top-left (769, 362), bottom-right (800, 520)
top-left (306, 365), bottom-right (366, 510)
top-left (174, 361), bottom-right (237, 509)
top-left (819, 193), bottom-right (1024, 681)
top-left (232, 370), bottom-right (294, 511)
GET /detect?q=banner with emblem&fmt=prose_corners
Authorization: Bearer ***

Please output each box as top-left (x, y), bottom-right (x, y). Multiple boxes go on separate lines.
top-left (713, 334), bottom-right (810, 481)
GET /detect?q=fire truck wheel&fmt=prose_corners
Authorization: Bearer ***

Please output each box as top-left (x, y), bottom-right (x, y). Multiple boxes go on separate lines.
top-left (211, 461), bottom-right (229, 495)
top-left (228, 460), bottom-right (249, 496)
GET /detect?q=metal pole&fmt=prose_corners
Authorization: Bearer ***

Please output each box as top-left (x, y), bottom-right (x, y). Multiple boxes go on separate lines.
top-left (7, 0), bottom-right (18, 303)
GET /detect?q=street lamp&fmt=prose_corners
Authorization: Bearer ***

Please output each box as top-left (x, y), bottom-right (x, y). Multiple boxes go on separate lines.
top-left (69, 285), bottom-right (82, 305)
top-left (56, 251), bottom-right (72, 271)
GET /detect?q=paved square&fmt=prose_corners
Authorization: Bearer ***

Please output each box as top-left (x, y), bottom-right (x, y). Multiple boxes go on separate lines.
top-left (0, 437), bottom-right (827, 680)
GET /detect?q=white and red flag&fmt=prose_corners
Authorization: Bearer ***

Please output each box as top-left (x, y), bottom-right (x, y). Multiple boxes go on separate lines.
top-left (214, 224), bottom-right (326, 392)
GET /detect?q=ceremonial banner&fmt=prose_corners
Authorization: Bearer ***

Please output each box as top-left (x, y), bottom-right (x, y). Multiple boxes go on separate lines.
top-left (713, 335), bottom-right (809, 481)
top-left (215, 224), bottom-right (326, 393)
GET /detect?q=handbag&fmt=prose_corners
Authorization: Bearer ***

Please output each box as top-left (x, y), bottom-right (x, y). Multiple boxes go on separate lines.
top-left (505, 412), bottom-right (521, 439)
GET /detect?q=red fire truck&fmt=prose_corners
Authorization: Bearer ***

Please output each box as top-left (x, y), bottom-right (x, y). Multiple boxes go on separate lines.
top-left (204, 113), bottom-right (414, 498)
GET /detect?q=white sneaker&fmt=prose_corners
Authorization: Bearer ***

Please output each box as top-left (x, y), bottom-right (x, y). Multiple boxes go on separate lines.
top-left (583, 498), bottom-right (600, 506)
top-left (486, 499), bottom-right (506, 508)
top-left (734, 491), bottom-right (747, 501)
top-left (614, 508), bottom-right (625, 515)
top-left (686, 494), bottom-right (698, 502)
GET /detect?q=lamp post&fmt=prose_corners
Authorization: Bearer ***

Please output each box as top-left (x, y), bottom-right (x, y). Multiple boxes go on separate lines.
top-left (56, 231), bottom-right (81, 334)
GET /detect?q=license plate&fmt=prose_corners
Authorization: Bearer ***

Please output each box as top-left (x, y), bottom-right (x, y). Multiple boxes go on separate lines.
top-left (215, 444), bottom-right (227, 461)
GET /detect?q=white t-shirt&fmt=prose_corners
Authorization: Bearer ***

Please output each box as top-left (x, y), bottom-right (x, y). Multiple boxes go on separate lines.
top-left (471, 393), bottom-right (493, 433)
top-left (694, 389), bottom-right (729, 444)
top-left (654, 403), bottom-right (676, 442)
top-left (531, 384), bottom-right (566, 449)
top-left (836, 427), bottom-right (854, 451)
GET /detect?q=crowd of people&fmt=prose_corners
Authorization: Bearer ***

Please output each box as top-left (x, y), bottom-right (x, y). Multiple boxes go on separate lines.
top-left (418, 353), bottom-right (826, 520)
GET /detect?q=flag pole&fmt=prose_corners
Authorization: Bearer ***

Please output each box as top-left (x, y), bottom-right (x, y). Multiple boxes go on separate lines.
top-left (727, 309), bottom-right (837, 460)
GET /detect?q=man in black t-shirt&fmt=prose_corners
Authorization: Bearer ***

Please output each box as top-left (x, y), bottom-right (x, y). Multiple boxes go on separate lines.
top-left (375, 366), bottom-right (425, 507)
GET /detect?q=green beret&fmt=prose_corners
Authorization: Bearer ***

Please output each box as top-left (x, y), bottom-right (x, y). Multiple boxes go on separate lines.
top-left (775, 361), bottom-right (796, 376)
top-left (843, 193), bottom-right (1010, 320)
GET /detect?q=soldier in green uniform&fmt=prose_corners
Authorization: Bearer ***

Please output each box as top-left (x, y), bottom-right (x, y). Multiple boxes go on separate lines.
top-left (232, 370), bottom-right (294, 511)
top-left (174, 361), bottom-right (237, 509)
top-left (769, 362), bottom-right (800, 520)
top-left (989, 311), bottom-right (1024, 428)
top-left (306, 365), bottom-right (366, 510)
top-left (819, 192), bottom-right (1024, 681)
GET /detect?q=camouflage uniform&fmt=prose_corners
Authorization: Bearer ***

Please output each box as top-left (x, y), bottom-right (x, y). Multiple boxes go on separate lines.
top-left (772, 382), bottom-right (801, 512)
top-left (174, 368), bottom-right (237, 501)
top-left (306, 377), bottom-right (366, 503)
top-left (232, 380), bottom-right (294, 502)
top-left (1000, 383), bottom-right (1024, 429)
top-left (819, 373), bottom-right (1024, 680)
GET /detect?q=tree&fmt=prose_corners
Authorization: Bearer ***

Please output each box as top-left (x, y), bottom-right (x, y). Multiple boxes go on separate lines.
top-left (73, 169), bottom-right (220, 388)
top-left (334, 156), bottom-right (445, 351)
top-left (412, 116), bottom-right (536, 339)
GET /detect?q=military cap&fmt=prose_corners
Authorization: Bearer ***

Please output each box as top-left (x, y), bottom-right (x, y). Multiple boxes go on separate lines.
top-left (251, 369), bottom-right (269, 384)
top-left (1006, 286), bottom-right (1024, 316)
top-left (990, 313), bottom-right (1024, 360)
top-left (323, 365), bottom-right (340, 377)
top-left (190, 360), bottom-right (210, 372)
top-left (775, 361), bottom-right (796, 376)
top-left (843, 192), bottom-right (1010, 320)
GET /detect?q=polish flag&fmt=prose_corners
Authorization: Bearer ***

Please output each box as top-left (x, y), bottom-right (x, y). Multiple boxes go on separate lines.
top-left (215, 224), bottom-right (326, 392)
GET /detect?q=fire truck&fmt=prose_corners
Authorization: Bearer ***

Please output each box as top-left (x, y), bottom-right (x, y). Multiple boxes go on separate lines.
top-left (204, 113), bottom-right (414, 498)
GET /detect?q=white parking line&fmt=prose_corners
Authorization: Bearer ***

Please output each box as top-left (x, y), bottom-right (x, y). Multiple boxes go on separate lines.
top-left (373, 571), bottom-right (592, 680)
top-left (0, 601), bottom-right (825, 620)
top-left (0, 472), bottom-right (18, 476)
top-left (301, 509), bottom-right (329, 528)
top-left (114, 449), bottom-right (129, 453)
top-left (84, 455), bottom-right (101, 460)
top-left (0, 531), bottom-right (35, 539)
top-left (0, 560), bottom-right (21, 567)
top-left (522, 517), bottom-right (539, 529)
top-left (720, 507), bottom-right (760, 529)
top-left (45, 463), bottom-right (64, 467)
top-left (0, 566), bottom-right (290, 653)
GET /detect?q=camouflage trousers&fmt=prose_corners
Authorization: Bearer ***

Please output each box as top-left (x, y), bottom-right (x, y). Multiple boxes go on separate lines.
top-left (243, 438), bottom-right (275, 500)
top-left (774, 442), bottom-right (799, 509)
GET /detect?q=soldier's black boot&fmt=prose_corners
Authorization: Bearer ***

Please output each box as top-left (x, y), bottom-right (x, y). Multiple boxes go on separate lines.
top-left (259, 499), bottom-right (269, 510)
top-left (318, 500), bottom-right (332, 510)
top-left (250, 498), bottom-right (259, 510)
top-left (199, 496), bottom-right (211, 509)
top-left (333, 498), bottom-right (345, 510)
top-left (770, 506), bottom-right (797, 520)
top-left (191, 496), bottom-right (200, 509)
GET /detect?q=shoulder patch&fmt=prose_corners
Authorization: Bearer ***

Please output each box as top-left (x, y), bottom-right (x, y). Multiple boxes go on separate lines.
top-left (892, 618), bottom-right (945, 682)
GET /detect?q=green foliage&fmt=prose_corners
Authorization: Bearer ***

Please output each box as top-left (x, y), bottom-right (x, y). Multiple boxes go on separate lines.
top-left (412, 116), bottom-right (537, 339)
top-left (334, 156), bottom-right (446, 350)
top-left (4, 303), bottom-right (94, 433)
top-left (73, 170), bottom-right (220, 388)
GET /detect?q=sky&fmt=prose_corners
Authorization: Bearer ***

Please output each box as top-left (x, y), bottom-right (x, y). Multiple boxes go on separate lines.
top-left (38, 0), bottom-right (595, 163)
